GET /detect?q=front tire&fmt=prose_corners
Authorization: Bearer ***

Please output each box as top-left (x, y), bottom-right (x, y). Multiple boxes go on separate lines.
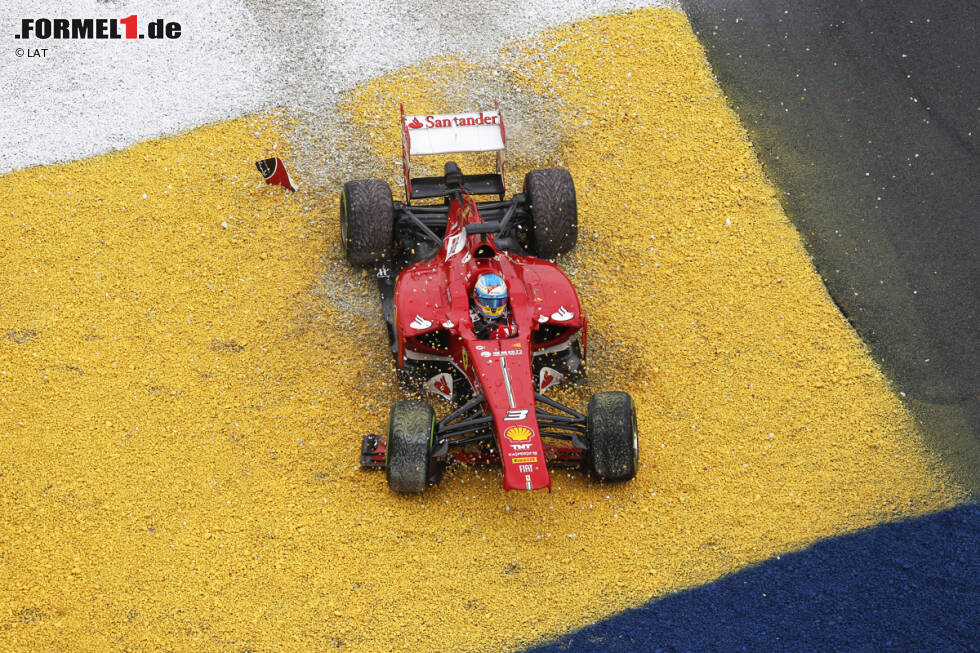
top-left (524, 168), bottom-right (577, 259)
top-left (586, 391), bottom-right (638, 481)
top-left (386, 401), bottom-right (438, 493)
top-left (340, 179), bottom-right (394, 266)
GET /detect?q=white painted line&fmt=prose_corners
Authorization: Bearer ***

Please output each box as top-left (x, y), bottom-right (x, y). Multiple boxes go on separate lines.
top-left (1, 0), bottom-right (679, 173)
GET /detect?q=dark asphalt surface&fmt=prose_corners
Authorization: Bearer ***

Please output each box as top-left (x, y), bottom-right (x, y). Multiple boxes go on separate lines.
top-left (681, 0), bottom-right (980, 490)
top-left (530, 504), bottom-right (980, 652)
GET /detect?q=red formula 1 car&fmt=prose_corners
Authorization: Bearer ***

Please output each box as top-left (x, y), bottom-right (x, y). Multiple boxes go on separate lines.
top-left (341, 105), bottom-right (638, 492)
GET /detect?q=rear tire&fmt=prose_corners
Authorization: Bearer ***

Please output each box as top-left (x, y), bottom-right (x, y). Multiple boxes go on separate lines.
top-left (340, 179), bottom-right (394, 266)
top-left (524, 168), bottom-right (577, 259)
top-left (386, 401), bottom-right (438, 493)
top-left (586, 391), bottom-right (638, 481)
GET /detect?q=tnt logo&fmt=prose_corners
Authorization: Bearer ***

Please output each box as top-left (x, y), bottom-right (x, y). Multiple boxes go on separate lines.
top-left (504, 426), bottom-right (533, 442)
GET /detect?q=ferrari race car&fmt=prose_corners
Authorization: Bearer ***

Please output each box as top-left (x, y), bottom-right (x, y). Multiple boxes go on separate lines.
top-left (342, 105), bottom-right (638, 492)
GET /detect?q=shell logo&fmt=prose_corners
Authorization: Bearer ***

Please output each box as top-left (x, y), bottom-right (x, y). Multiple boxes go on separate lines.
top-left (504, 426), bottom-right (533, 442)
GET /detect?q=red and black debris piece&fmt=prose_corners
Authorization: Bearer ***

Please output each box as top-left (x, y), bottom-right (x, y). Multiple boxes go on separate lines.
top-left (255, 157), bottom-right (296, 191)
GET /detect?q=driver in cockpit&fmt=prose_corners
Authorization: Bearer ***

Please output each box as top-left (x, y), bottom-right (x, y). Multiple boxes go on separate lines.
top-left (471, 273), bottom-right (517, 340)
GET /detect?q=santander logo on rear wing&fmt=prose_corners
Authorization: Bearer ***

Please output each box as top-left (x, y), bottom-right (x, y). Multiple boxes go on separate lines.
top-left (403, 111), bottom-right (505, 155)
top-left (400, 102), bottom-right (507, 203)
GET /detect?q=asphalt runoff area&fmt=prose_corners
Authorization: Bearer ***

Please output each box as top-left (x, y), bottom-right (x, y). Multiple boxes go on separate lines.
top-left (684, 0), bottom-right (980, 491)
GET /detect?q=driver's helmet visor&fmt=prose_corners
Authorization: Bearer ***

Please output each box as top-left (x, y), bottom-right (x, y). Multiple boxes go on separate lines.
top-left (477, 295), bottom-right (507, 316)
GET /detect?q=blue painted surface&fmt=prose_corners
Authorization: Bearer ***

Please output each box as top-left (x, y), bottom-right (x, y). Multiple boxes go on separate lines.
top-left (531, 505), bottom-right (980, 652)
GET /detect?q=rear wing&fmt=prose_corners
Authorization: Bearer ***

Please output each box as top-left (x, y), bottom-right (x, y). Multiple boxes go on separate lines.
top-left (400, 102), bottom-right (507, 203)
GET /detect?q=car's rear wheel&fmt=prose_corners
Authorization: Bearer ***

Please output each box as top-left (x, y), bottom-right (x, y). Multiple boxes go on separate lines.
top-left (340, 179), bottom-right (394, 266)
top-left (586, 391), bottom-right (638, 481)
top-left (524, 168), bottom-right (577, 259)
top-left (386, 401), bottom-right (440, 493)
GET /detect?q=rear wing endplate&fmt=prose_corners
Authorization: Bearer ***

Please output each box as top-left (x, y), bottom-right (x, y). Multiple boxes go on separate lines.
top-left (400, 101), bottom-right (507, 203)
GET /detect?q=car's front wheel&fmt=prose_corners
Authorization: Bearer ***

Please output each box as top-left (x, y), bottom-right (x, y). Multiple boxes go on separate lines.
top-left (386, 401), bottom-right (440, 493)
top-left (585, 391), bottom-right (638, 481)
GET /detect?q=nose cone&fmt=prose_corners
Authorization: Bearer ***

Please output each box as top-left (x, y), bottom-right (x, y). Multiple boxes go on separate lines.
top-left (467, 336), bottom-right (551, 491)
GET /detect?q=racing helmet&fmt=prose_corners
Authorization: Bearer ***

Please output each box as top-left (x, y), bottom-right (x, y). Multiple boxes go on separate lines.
top-left (474, 273), bottom-right (508, 318)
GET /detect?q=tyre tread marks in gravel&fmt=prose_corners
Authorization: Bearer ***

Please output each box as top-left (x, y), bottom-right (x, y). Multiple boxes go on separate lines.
top-left (587, 391), bottom-right (638, 481)
top-left (340, 179), bottom-right (394, 266)
top-left (386, 400), bottom-right (435, 493)
top-left (524, 168), bottom-right (578, 259)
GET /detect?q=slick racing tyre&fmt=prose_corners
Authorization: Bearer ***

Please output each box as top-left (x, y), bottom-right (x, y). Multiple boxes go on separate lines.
top-left (524, 168), bottom-right (577, 259)
top-left (340, 179), bottom-right (394, 266)
top-left (386, 401), bottom-right (441, 493)
top-left (586, 391), bottom-right (638, 482)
